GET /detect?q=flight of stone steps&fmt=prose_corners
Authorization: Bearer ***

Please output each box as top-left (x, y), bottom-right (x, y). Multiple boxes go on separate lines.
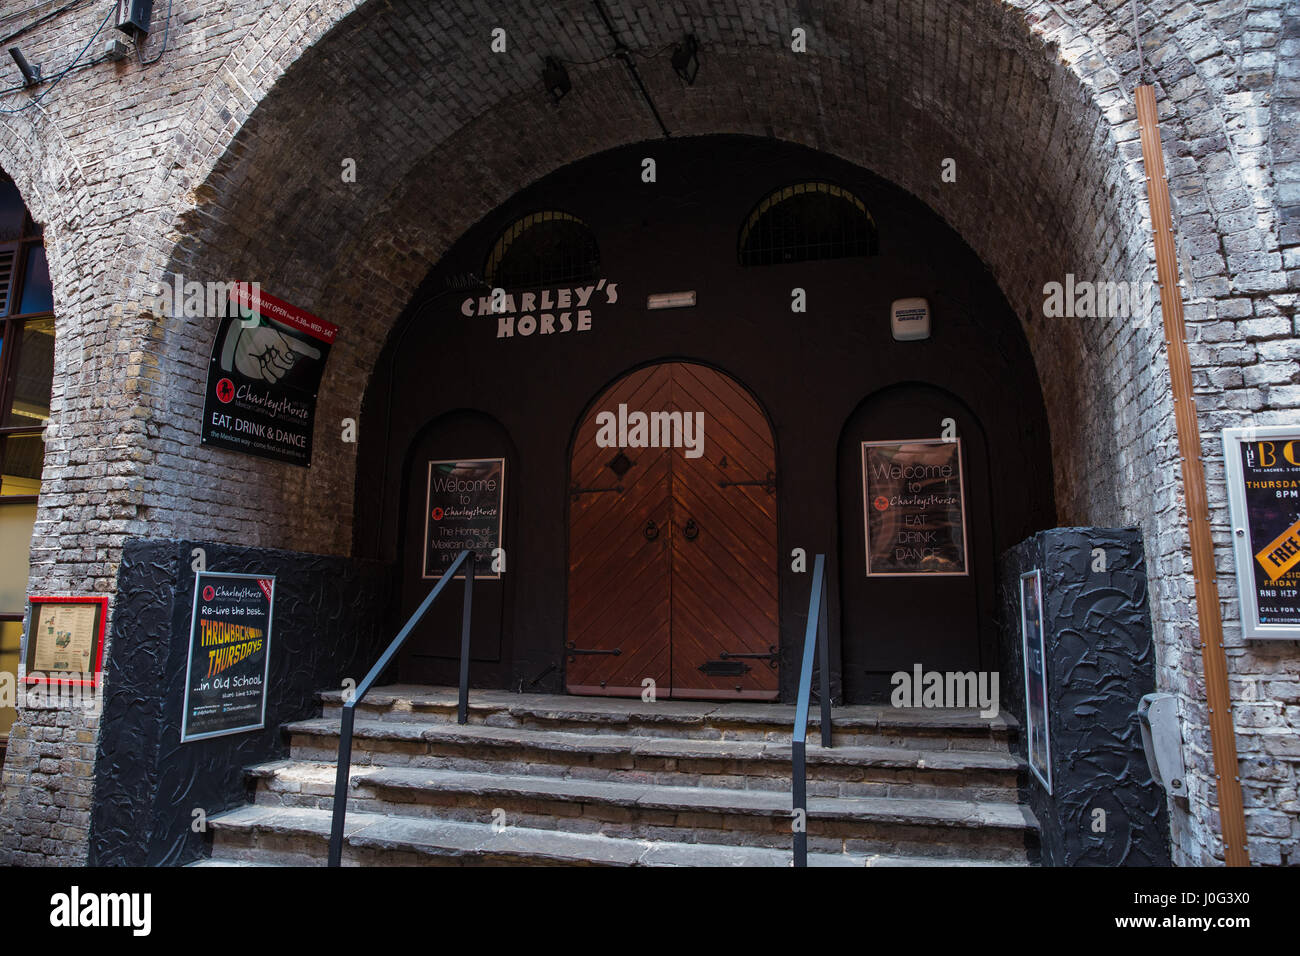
top-left (201, 686), bottom-right (1040, 866)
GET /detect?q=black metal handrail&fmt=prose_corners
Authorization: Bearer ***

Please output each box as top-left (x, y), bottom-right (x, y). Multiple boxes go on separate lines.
top-left (327, 548), bottom-right (476, 866)
top-left (792, 552), bottom-right (832, 867)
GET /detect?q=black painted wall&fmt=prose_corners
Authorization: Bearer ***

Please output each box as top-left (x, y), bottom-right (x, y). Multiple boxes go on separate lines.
top-left (89, 538), bottom-right (391, 866)
top-left (997, 528), bottom-right (1172, 866)
top-left (356, 134), bottom-right (1058, 701)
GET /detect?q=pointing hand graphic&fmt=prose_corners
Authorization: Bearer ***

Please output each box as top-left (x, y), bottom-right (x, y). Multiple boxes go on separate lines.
top-left (221, 322), bottom-right (322, 384)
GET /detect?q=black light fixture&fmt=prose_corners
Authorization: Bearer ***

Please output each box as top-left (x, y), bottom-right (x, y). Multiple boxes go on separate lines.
top-left (8, 48), bottom-right (40, 87)
top-left (115, 0), bottom-right (154, 37)
top-left (671, 34), bottom-right (699, 85)
top-left (543, 56), bottom-right (571, 104)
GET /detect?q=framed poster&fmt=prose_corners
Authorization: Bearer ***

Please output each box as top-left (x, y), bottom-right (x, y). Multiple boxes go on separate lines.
top-left (181, 572), bottom-right (275, 742)
top-left (23, 596), bottom-right (108, 686)
top-left (1019, 570), bottom-right (1051, 793)
top-left (1223, 426), bottom-right (1300, 639)
top-left (422, 458), bottom-right (505, 580)
top-left (862, 437), bottom-right (968, 576)
top-left (200, 284), bottom-right (338, 467)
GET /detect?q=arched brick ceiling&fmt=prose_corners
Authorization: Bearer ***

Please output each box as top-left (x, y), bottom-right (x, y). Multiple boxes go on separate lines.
top-left (164, 0), bottom-right (1169, 551)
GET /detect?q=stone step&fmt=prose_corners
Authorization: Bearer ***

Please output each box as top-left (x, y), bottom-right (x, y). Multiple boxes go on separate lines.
top-left (317, 686), bottom-right (1018, 750)
top-left (207, 805), bottom-right (1030, 867)
top-left (247, 761), bottom-right (1036, 861)
top-left (283, 718), bottom-right (1024, 800)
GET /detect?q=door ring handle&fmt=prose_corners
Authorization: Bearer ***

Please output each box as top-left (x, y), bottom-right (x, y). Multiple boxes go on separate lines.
top-left (644, 519), bottom-right (659, 541)
top-left (683, 518), bottom-right (700, 541)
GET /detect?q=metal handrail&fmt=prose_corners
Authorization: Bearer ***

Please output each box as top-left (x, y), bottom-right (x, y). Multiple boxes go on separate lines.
top-left (792, 552), bottom-right (832, 867)
top-left (327, 548), bottom-right (476, 866)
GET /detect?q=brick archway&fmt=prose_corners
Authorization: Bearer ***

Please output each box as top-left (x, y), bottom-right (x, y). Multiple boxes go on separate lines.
top-left (3, 0), bottom-right (1293, 867)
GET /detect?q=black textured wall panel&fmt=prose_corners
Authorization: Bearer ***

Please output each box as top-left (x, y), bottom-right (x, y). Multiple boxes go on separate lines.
top-left (89, 538), bottom-right (392, 866)
top-left (998, 527), bottom-right (1172, 866)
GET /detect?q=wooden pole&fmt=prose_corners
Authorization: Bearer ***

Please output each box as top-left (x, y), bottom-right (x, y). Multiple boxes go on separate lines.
top-left (1134, 83), bottom-right (1250, 866)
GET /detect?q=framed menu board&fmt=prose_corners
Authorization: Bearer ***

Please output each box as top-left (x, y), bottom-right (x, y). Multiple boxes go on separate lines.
top-left (23, 596), bottom-right (108, 686)
top-left (422, 458), bottom-right (505, 580)
top-left (1224, 425), bottom-right (1300, 639)
top-left (861, 438), bottom-right (968, 576)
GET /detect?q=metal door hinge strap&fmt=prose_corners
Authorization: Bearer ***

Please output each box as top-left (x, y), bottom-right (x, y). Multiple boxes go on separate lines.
top-left (719, 645), bottom-right (779, 670)
top-left (719, 471), bottom-right (777, 494)
top-left (570, 483), bottom-right (624, 499)
top-left (566, 642), bottom-right (623, 661)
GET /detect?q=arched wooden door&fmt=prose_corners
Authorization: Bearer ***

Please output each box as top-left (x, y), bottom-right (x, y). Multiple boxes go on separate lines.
top-left (566, 362), bottom-right (779, 700)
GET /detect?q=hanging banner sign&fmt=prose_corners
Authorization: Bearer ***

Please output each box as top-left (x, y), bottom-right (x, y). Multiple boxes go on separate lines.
top-left (181, 572), bottom-right (275, 742)
top-left (861, 438), bottom-right (968, 576)
top-left (201, 284), bottom-right (337, 467)
top-left (422, 458), bottom-right (505, 580)
top-left (1223, 426), bottom-right (1300, 639)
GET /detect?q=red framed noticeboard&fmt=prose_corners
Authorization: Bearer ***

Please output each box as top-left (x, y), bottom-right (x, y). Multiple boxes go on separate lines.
top-left (23, 595), bottom-right (108, 687)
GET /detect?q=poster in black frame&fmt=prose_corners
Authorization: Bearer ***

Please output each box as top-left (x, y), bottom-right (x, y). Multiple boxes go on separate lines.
top-left (180, 571), bottom-right (276, 742)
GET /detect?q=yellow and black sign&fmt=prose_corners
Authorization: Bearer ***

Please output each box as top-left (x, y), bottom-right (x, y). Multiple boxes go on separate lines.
top-left (1234, 436), bottom-right (1300, 631)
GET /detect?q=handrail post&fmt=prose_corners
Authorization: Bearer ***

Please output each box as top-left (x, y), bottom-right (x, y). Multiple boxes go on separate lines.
top-left (792, 738), bottom-right (807, 867)
top-left (817, 569), bottom-right (831, 750)
top-left (791, 553), bottom-right (828, 868)
top-left (325, 547), bottom-right (471, 867)
top-left (458, 552), bottom-right (475, 725)
top-left (327, 701), bottom-right (355, 867)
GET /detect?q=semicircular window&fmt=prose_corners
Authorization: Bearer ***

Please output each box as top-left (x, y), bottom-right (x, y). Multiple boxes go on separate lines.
top-left (483, 211), bottom-right (600, 290)
top-left (739, 181), bottom-right (877, 266)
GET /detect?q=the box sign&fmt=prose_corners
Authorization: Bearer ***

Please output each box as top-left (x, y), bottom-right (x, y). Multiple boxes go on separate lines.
top-left (423, 458), bottom-right (505, 579)
top-left (1019, 569), bottom-right (1052, 793)
top-left (181, 572), bottom-right (275, 742)
top-left (201, 284), bottom-right (337, 467)
top-left (861, 438), bottom-right (968, 576)
top-left (1223, 426), bottom-right (1300, 639)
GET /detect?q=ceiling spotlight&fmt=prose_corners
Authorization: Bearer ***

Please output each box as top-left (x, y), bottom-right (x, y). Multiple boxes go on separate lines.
top-left (544, 56), bottom-right (571, 104)
top-left (671, 35), bottom-right (699, 85)
top-left (8, 48), bottom-right (40, 87)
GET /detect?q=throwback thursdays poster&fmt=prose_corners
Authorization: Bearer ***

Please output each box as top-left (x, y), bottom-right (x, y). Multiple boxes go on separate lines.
top-left (201, 284), bottom-right (338, 467)
top-left (181, 572), bottom-right (275, 742)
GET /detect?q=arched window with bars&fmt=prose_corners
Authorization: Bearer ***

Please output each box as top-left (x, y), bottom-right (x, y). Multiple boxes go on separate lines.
top-left (738, 181), bottom-right (877, 266)
top-left (483, 210), bottom-right (600, 290)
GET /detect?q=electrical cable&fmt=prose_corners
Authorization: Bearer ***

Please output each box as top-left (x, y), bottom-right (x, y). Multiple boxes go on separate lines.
top-left (0, 0), bottom-right (93, 47)
top-left (0, 0), bottom-right (115, 114)
top-left (136, 0), bottom-right (171, 67)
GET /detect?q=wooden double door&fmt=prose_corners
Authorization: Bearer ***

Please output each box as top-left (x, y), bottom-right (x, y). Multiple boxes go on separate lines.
top-left (566, 362), bottom-right (779, 700)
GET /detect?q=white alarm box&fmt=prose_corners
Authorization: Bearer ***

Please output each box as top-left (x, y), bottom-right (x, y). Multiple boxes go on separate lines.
top-left (891, 298), bottom-right (931, 341)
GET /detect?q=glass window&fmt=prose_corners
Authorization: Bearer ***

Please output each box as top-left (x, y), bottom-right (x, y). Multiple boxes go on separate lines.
top-left (6, 318), bottom-right (53, 427)
top-left (17, 246), bottom-right (52, 315)
top-left (0, 620), bottom-right (22, 738)
top-left (0, 247), bottom-right (14, 317)
top-left (0, 180), bottom-right (24, 243)
top-left (1, 434), bottom-right (45, 494)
